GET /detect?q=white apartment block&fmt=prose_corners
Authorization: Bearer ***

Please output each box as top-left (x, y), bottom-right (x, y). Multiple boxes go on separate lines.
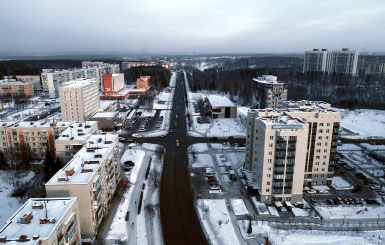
top-left (253, 75), bottom-right (287, 109)
top-left (45, 134), bottom-right (121, 243)
top-left (246, 110), bottom-right (308, 203)
top-left (59, 79), bottom-right (100, 122)
top-left (55, 121), bottom-right (98, 164)
top-left (0, 197), bottom-right (81, 245)
top-left (41, 62), bottom-right (120, 98)
top-left (303, 48), bottom-right (359, 75)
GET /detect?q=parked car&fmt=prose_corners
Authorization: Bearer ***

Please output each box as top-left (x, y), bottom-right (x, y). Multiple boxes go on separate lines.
top-left (317, 189), bottom-right (329, 194)
top-left (176, 140), bottom-right (179, 147)
top-left (369, 184), bottom-right (382, 190)
top-left (306, 189), bottom-right (317, 194)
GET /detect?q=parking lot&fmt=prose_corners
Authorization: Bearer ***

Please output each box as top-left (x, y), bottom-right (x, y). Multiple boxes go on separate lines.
top-left (192, 100), bottom-right (211, 124)
top-left (124, 110), bottom-right (165, 134)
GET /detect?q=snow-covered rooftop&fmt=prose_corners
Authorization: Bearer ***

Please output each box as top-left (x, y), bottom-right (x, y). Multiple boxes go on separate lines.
top-left (253, 75), bottom-right (285, 85)
top-left (207, 95), bottom-right (235, 107)
top-left (0, 198), bottom-right (77, 243)
top-left (92, 111), bottom-right (118, 118)
top-left (7, 121), bottom-right (72, 129)
top-left (46, 134), bottom-right (118, 185)
top-left (56, 121), bottom-right (98, 141)
top-left (61, 78), bottom-right (98, 88)
top-left (259, 114), bottom-right (306, 128)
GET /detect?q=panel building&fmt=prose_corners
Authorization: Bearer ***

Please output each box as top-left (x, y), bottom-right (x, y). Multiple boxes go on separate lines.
top-left (303, 48), bottom-right (359, 75)
top-left (121, 61), bottom-right (155, 71)
top-left (245, 101), bottom-right (340, 203)
top-left (0, 79), bottom-right (35, 98)
top-left (253, 75), bottom-right (287, 109)
top-left (59, 78), bottom-right (100, 122)
top-left (0, 197), bottom-right (81, 245)
top-left (103, 73), bottom-right (125, 95)
top-left (45, 134), bottom-right (120, 243)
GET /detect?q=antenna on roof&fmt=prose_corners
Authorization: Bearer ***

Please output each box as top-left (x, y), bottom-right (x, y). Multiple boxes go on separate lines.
top-left (44, 200), bottom-right (48, 219)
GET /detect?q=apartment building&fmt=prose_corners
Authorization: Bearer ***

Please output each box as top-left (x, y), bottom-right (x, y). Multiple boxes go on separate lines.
top-left (103, 73), bottom-right (125, 95)
top-left (15, 75), bottom-right (41, 92)
top-left (0, 197), bottom-right (81, 245)
top-left (0, 121), bottom-right (72, 161)
top-left (253, 75), bottom-right (287, 109)
top-left (365, 63), bottom-right (385, 77)
top-left (59, 79), bottom-right (100, 122)
top-left (245, 110), bottom-right (309, 203)
top-left (42, 62), bottom-right (120, 98)
top-left (121, 61), bottom-right (155, 71)
top-left (55, 121), bottom-right (98, 164)
top-left (136, 76), bottom-right (150, 89)
top-left (0, 79), bottom-right (34, 98)
top-left (45, 134), bottom-right (121, 243)
top-left (303, 48), bottom-right (359, 75)
top-left (245, 101), bottom-right (340, 203)
top-left (283, 101), bottom-right (340, 185)
top-left (206, 94), bottom-right (237, 118)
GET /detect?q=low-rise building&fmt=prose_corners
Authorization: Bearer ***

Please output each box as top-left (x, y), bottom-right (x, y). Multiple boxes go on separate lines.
top-left (89, 111), bottom-right (118, 131)
top-left (0, 197), bottom-right (81, 245)
top-left (253, 75), bottom-right (287, 109)
top-left (136, 76), bottom-right (150, 89)
top-left (55, 121), bottom-right (98, 164)
top-left (206, 94), bottom-right (237, 118)
top-left (59, 78), bottom-right (100, 122)
top-left (45, 134), bottom-right (121, 243)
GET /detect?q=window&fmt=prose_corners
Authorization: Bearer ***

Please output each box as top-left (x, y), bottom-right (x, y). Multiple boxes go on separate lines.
top-left (267, 181), bottom-right (270, 185)
top-left (270, 136), bottom-right (274, 140)
top-left (268, 151), bottom-right (272, 155)
top-left (267, 174), bottom-right (271, 178)
top-left (322, 162), bottom-right (326, 165)
top-left (266, 189), bottom-right (270, 193)
top-left (268, 159), bottom-right (272, 163)
top-left (318, 136), bottom-right (322, 140)
top-left (316, 162), bottom-right (319, 166)
top-left (269, 143), bottom-right (273, 148)
top-left (320, 123), bottom-right (323, 126)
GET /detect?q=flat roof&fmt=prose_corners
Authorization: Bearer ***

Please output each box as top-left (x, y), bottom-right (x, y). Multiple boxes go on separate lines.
top-left (46, 134), bottom-right (118, 185)
top-left (207, 95), bottom-right (235, 107)
top-left (56, 121), bottom-right (97, 141)
top-left (61, 78), bottom-right (98, 88)
top-left (0, 198), bottom-right (77, 243)
top-left (253, 78), bottom-right (284, 85)
top-left (7, 121), bottom-right (72, 129)
top-left (92, 111), bottom-right (117, 118)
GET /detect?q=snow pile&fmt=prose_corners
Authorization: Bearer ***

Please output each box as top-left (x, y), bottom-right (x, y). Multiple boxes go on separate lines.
top-left (230, 199), bottom-right (249, 216)
top-left (197, 199), bottom-right (240, 245)
top-left (340, 109), bottom-right (385, 138)
top-left (331, 176), bottom-right (353, 190)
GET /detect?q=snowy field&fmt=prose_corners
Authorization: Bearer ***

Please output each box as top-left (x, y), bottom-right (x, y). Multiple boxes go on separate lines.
top-left (189, 154), bottom-right (214, 168)
top-left (340, 109), bottom-right (385, 138)
top-left (238, 220), bottom-right (385, 245)
top-left (189, 117), bottom-right (246, 138)
top-left (197, 199), bottom-right (241, 245)
top-left (0, 170), bottom-right (35, 226)
top-left (331, 176), bottom-right (353, 190)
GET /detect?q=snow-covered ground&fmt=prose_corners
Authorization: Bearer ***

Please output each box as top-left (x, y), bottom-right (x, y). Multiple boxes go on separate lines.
top-left (340, 109), bottom-right (385, 139)
top-left (0, 170), bottom-right (35, 226)
top-left (331, 176), bottom-right (354, 190)
top-left (230, 199), bottom-right (249, 216)
top-left (189, 154), bottom-right (214, 168)
top-left (197, 199), bottom-right (241, 245)
top-left (188, 143), bottom-right (208, 153)
top-left (189, 117), bottom-right (246, 138)
top-left (337, 144), bottom-right (362, 151)
top-left (238, 220), bottom-right (385, 245)
top-left (315, 204), bottom-right (385, 219)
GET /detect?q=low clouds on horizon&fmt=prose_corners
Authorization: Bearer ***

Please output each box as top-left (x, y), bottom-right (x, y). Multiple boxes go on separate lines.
top-left (1, 0), bottom-right (385, 54)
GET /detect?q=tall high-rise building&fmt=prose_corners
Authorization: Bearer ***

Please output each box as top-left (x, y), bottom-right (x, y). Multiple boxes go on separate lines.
top-left (253, 75), bottom-right (287, 109)
top-left (303, 48), bottom-right (359, 75)
top-left (245, 101), bottom-right (340, 203)
top-left (59, 78), bottom-right (100, 122)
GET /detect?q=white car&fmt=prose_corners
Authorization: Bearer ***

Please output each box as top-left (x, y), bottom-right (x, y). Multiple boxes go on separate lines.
top-left (317, 189), bottom-right (329, 194)
top-left (138, 128), bottom-right (146, 132)
top-left (176, 140), bottom-right (179, 147)
top-left (306, 189), bottom-right (317, 194)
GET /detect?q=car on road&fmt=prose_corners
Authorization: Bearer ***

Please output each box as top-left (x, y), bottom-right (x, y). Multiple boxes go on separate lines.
top-left (138, 127), bottom-right (146, 132)
top-left (169, 129), bottom-right (173, 133)
top-left (176, 140), bottom-right (179, 147)
top-left (369, 184), bottom-right (382, 190)
top-left (378, 191), bottom-right (385, 196)
top-left (209, 185), bottom-right (221, 190)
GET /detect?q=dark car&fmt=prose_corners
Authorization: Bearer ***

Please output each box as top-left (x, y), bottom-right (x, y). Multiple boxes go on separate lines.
top-left (124, 161), bottom-right (135, 167)
top-left (125, 211), bottom-right (130, 221)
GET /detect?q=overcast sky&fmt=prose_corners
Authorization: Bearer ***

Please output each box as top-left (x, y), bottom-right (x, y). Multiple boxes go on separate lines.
top-left (1, 0), bottom-right (385, 54)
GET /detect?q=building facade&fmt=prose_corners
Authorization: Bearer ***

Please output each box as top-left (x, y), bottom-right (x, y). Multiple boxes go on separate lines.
top-left (0, 79), bottom-right (34, 98)
top-left (206, 94), bottom-right (237, 118)
top-left (103, 74), bottom-right (125, 95)
top-left (245, 110), bottom-right (308, 203)
top-left (42, 62), bottom-right (120, 98)
top-left (303, 48), bottom-right (359, 75)
top-left (136, 76), bottom-right (150, 89)
top-left (59, 79), bottom-right (100, 122)
top-left (253, 75), bottom-right (287, 109)
top-left (0, 197), bottom-right (81, 245)
top-left (45, 134), bottom-right (121, 243)
top-left (121, 61), bottom-right (156, 71)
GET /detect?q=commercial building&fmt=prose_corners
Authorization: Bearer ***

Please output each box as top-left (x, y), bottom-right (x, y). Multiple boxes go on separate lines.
top-left (0, 121), bottom-right (72, 161)
top-left (55, 121), bottom-right (98, 164)
top-left (253, 75), bottom-right (287, 109)
top-left (59, 79), bottom-right (100, 122)
top-left (45, 134), bottom-right (120, 243)
top-left (206, 94), bottom-right (237, 118)
top-left (245, 101), bottom-right (340, 203)
top-left (89, 111), bottom-right (118, 131)
top-left (245, 110), bottom-right (309, 203)
top-left (136, 76), bottom-right (150, 89)
top-left (0, 197), bottom-right (81, 245)
top-left (303, 48), bottom-right (359, 75)
top-left (42, 62), bottom-right (120, 98)
top-left (121, 61), bottom-right (155, 71)
top-left (103, 74), bottom-right (125, 95)
top-left (0, 79), bottom-right (35, 98)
